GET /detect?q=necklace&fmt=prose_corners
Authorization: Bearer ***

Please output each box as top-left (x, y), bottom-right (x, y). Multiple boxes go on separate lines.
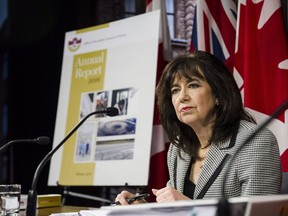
top-left (198, 146), bottom-right (209, 159)
top-left (200, 143), bottom-right (211, 149)
top-left (197, 145), bottom-right (210, 168)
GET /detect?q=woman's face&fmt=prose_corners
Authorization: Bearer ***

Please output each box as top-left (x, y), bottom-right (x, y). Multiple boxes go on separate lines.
top-left (171, 74), bottom-right (217, 129)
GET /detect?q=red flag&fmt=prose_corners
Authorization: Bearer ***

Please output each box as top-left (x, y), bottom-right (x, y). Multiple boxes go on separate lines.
top-left (146, 0), bottom-right (172, 201)
top-left (234, 0), bottom-right (288, 172)
top-left (191, 0), bottom-right (288, 172)
top-left (190, 0), bottom-right (238, 72)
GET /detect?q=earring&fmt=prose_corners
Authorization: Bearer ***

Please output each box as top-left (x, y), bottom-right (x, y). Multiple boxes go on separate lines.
top-left (215, 98), bottom-right (219, 106)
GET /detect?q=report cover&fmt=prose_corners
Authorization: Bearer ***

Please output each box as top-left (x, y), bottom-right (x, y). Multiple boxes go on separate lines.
top-left (48, 10), bottom-right (160, 186)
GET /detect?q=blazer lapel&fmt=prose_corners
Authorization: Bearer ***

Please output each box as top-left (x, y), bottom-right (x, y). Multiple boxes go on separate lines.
top-left (194, 138), bottom-right (231, 199)
top-left (176, 151), bottom-right (191, 193)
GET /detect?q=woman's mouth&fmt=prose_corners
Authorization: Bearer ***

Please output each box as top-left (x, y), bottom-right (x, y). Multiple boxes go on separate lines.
top-left (181, 106), bottom-right (193, 112)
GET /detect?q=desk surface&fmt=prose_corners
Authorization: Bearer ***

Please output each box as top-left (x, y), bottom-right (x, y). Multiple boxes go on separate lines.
top-left (20, 206), bottom-right (91, 216)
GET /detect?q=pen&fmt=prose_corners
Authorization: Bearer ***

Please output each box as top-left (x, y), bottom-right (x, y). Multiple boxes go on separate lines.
top-left (111, 193), bottom-right (150, 206)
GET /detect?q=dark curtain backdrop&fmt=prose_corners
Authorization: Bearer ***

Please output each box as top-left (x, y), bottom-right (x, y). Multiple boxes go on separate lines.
top-left (7, 0), bottom-right (128, 207)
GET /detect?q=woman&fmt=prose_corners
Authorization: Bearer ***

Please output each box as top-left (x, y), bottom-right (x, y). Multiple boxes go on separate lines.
top-left (115, 51), bottom-right (282, 204)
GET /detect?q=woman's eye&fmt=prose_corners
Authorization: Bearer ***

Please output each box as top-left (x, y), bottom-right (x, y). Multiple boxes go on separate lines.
top-left (188, 82), bottom-right (200, 88)
top-left (171, 88), bottom-right (179, 94)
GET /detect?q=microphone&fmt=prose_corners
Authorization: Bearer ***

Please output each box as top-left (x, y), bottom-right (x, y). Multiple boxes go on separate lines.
top-left (26, 107), bottom-right (119, 216)
top-left (0, 136), bottom-right (50, 153)
top-left (217, 100), bottom-right (288, 216)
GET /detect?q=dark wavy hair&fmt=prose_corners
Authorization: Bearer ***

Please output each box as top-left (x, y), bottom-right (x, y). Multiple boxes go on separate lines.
top-left (156, 50), bottom-right (255, 160)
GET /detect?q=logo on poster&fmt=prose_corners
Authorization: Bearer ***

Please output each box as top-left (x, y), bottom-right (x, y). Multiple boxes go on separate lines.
top-left (68, 37), bottom-right (82, 52)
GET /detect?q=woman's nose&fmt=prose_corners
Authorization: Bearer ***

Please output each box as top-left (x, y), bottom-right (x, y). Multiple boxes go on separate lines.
top-left (179, 89), bottom-right (190, 102)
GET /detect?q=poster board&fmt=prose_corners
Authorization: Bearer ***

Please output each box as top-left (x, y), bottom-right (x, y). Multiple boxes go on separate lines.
top-left (48, 10), bottom-right (160, 186)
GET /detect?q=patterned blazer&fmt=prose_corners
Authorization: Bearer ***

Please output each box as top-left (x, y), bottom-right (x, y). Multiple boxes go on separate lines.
top-left (167, 120), bottom-right (282, 199)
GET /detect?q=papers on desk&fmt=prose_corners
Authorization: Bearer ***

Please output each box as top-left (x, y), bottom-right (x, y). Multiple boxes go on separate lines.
top-left (78, 197), bottom-right (247, 216)
top-left (79, 206), bottom-right (217, 216)
top-left (50, 213), bottom-right (79, 216)
top-left (79, 205), bottom-right (217, 216)
top-left (50, 194), bottom-right (288, 216)
top-left (78, 194), bottom-right (288, 216)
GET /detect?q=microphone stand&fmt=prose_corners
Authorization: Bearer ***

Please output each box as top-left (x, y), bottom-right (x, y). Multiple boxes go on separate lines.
top-left (217, 100), bottom-right (288, 216)
top-left (26, 108), bottom-right (118, 216)
top-left (61, 187), bottom-right (111, 205)
top-left (0, 137), bottom-right (50, 153)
